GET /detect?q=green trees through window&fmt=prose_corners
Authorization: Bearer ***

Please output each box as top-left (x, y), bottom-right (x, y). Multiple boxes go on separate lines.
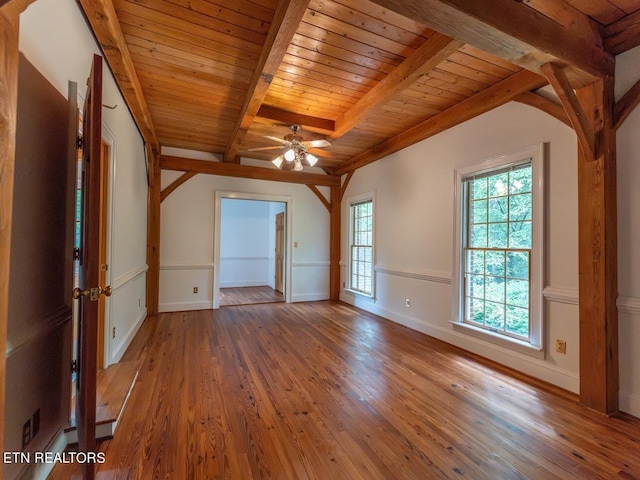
top-left (464, 163), bottom-right (532, 339)
top-left (350, 199), bottom-right (373, 295)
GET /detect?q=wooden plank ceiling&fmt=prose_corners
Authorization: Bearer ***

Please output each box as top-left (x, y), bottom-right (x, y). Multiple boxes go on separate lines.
top-left (96, 0), bottom-right (636, 174)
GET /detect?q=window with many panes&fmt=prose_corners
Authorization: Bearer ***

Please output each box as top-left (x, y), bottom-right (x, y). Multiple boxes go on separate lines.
top-left (349, 197), bottom-right (374, 296)
top-left (464, 163), bottom-right (532, 339)
top-left (453, 145), bottom-right (544, 351)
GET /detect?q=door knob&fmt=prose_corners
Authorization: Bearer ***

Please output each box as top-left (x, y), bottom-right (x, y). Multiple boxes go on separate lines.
top-left (73, 286), bottom-right (112, 301)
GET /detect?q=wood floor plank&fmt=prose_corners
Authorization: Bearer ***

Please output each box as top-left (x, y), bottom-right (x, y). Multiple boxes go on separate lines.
top-left (48, 301), bottom-right (640, 479)
top-left (220, 286), bottom-right (284, 306)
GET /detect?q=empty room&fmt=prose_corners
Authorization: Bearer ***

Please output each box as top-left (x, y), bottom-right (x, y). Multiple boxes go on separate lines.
top-left (2, 0), bottom-right (640, 479)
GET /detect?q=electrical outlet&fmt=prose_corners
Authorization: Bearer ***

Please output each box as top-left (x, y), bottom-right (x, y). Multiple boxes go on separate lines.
top-left (21, 419), bottom-right (31, 450)
top-left (556, 339), bottom-right (567, 354)
top-left (112, 326), bottom-right (116, 339)
top-left (32, 409), bottom-right (40, 438)
top-left (342, 281), bottom-right (345, 288)
top-left (405, 299), bottom-right (410, 307)
top-left (193, 286), bottom-right (198, 294)
top-left (294, 241), bottom-right (298, 248)
top-left (138, 298), bottom-right (141, 307)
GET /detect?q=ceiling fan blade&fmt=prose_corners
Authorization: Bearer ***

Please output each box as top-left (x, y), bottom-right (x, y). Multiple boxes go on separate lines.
top-left (307, 148), bottom-right (335, 158)
top-left (264, 135), bottom-right (289, 144)
top-left (303, 139), bottom-right (331, 148)
top-left (246, 145), bottom-right (284, 152)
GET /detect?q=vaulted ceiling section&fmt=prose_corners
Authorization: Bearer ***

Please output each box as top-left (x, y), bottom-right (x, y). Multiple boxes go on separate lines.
top-left (78, 0), bottom-right (638, 175)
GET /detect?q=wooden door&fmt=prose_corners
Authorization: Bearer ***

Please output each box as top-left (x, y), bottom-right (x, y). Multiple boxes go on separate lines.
top-left (75, 54), bottom-right (103, 480)
top-left (275, 212), bottom-right (285, 294)
top-left (97, 139), bottom-right (109, 370)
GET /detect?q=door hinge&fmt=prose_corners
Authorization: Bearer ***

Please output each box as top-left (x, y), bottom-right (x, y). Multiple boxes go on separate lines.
top-left (73, 248), bottom-right (80, 260)
top-left (71, 360), bottom-right (78, 374)
top-left (77, 136), bottom-right (83, 150)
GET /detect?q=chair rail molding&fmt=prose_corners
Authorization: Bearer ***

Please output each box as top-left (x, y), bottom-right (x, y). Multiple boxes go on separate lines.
top-left (113, 264), bottom-right (149, 291)
top-left (542, 286), bottom-right (579, 305)
top-left (374, 264), bottom-right (452, 284)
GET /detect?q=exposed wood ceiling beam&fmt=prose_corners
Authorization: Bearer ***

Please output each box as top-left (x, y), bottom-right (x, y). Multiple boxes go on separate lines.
top-left (519, 0), bottom-right (603, 47)
top-left (336, 70), bottom-right (547, 175)
top-left (614, 78), bottom-right (640, 131)
top-left (160, 172), bottom-right (197, 202)
top-left (77, 0), bottom-right (159, 152)
top-left (0, 0), bottom-right (37, 16)
top-left (329, 33), bottom-right (464, 140)
top-left (605, 10), bottom-right (640, 55)
top-left (365, 0), bottom-right (613, 85)
top-left (541, 63), bottom-right (597, 158)
top-left (340, 170), bottom-right (354, 199)
top-left (514, 92), bottom-right (572, 128)
top-left (256, 105), bottom-right (335, 135)
top-left (161, 155), bottom-right (340, 187)
top-left (224, 0), bottom-right (311, 162)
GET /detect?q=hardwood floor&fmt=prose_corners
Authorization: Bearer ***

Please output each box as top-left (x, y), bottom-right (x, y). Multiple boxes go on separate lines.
top-left (49, 301), bottom-right (640, 479)
top-left (219, 285), bottom-right (284, 306)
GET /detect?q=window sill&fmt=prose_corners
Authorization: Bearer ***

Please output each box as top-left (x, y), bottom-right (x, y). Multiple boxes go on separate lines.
top-left (344, 288), bottom-right (374, 300)
top-left (450, 321), bottom-right (544, 358)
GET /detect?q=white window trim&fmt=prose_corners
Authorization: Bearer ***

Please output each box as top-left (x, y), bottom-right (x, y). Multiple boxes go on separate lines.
top-left (451, 144), bottom-right (545, 353)
top-left (346, 191), bottom-right (376, 299)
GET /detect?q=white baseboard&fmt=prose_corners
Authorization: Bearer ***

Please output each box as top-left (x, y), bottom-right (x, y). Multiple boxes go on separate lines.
top-left (110, 308), bottom-right (147, 364)
top-left (66, 369), bottom-right (138, 447)
top-left (292, 292), bottom-right (329, 302)
top-left (159, 301), bottom-right (213, 313)
top-left (64, 422), bottom-right (116, 445)
top-left (620, 390), bottom-right (640, 418)
top-left (28, 428), bottom-right (67, 480)
top-left (340, 296), bottom-right (579, 393)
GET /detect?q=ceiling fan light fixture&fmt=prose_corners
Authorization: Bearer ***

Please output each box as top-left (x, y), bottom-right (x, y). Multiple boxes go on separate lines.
top-left (306, 153), bottom-right (318, 166)
top-left (272, 156), bottom-right (284, 169)
top-left (253, 125), bottom-right (330, 171)
top-left (284, 149), bottom-right (295, 161)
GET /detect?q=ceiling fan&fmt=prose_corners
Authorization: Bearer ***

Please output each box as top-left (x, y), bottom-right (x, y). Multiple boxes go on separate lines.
top-left (248, 125), bottom-right (331, 171)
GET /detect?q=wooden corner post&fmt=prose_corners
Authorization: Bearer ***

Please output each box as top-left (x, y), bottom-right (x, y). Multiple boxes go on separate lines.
top-left (146, 145), bottom-right (161, 316)
top-left (330, 185), bottom-right (341, 301)
top-left (576, 77), bottom-right (619, 415)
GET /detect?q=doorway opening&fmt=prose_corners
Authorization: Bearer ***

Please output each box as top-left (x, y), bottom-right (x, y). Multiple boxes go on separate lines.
top-left (213, 192), bottom-right (293, 308)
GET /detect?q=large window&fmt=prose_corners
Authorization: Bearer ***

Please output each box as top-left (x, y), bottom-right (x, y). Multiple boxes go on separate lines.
top-left (348, 196), bottom-right (374, 296)
top-left (453, 145), bottom-right (544, 351)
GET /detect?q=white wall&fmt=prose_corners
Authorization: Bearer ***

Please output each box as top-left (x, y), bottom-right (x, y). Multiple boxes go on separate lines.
top-left (616, 45), bottom-right (640, 417)
top-left (160, 165), bottom-right (329, 311)
top-left (220, 199), bottom-right (272, 288)
top-left (19, 0), bottom-right (149, 365)
top-left (340, 52), bottom-right (640, 418)
top-left (341, 102), bottom-right (581, 393)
